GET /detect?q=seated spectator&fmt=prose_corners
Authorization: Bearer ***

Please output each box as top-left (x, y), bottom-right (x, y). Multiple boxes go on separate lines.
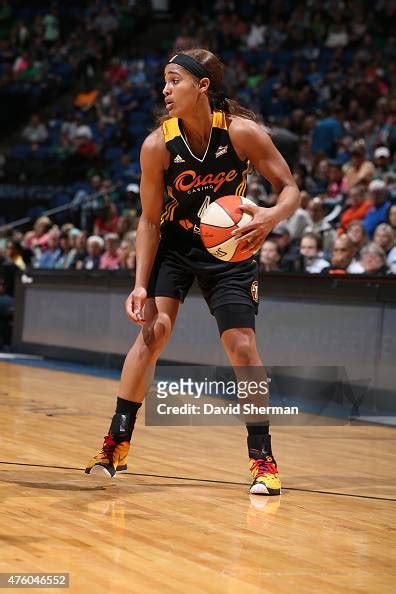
top-left (74, 126), bottom-right (98, 158)
top-left (76, 124), bottom-right (93, 141)
top-left (299, 190), bottom-right (312, 210)
top-left (43, 9), bottom-right (60, 46)
top-left (93, 202), bottom-right (119, 235)
top-left (76, 235), bottom-right (103, 270)
top-left (281, 204), bottom-right (311, 242)
top-left (117, 214), bottom-right (135, 239)
top-left (61, 112), bottom-right (79, 142)
top-left (124, 183), bottom-right (141, 217)
top-left (13, 51), bottom-right (29, 77)
top-left (53, 131), bottom-right (76, 160)
top-left (360, 243), bottom-right (389, 275)
top-left (270, 224), bottom-right (300, 272)
top-left (363, 179), bottom-right (391, 238)
top-left (346, 220), bottom-right (368, 255)
top-left (299, 232), bottom-right (330, 273)
top-left (293, 164), bottom-right (316, 195)
top-left (100, 179), bottom-right (120, 205)
top-left (322, 235), bottom-right (364, 274)
top-left (327, 161), bottom-right (347, 198)
top-left (119, 237), bottom-right (136, 270)
top-left (5, 240), bottom-right (26, 271)
top-left (72, 174), bottom-right (104, 229)
top-left (245, 16), bottom-right (266, 49)
top-left (312, 158), bottom-right (330, 194)
top-left (343, 140), bottom-right (375, 190)
top-left (93, 5), bottom-right (119, 34)
top-left (386, 204), bottom-right (396, 233)
top-left (70, 230), bottom-right (87, 268)
top-left (246, 180), bottom-right (267, 206)
top-left (373, 223), bottom-right (396, 273)
top-left (259, 240), bottom-right (282, 272)
top-left (373, 223), bottom-right (395, 253)
top-left (99, 233), bottom-right (121, 270)
top-left (338, 185), bottom-right (372, 234)
top-left (22, 114), bottom-right (48, 149)
top-left (105, 58), bottom-right (128, 84)
top-left (35, 229), bottom-right (61, 269)
top-left (325, 22), bottom-right (348, 48)
top-left (54, 232), bottom-right (76, 269)
top-left (23, 216), bottom-right (52, 250)
top-left (373, 146), bottom-right (395, 177)
top-left (305, 197), bottom-right (336, 255)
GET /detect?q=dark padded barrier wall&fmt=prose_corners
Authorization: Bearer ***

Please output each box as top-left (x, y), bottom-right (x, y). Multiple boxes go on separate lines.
top-left (13, 271), bottom-right (396, 409)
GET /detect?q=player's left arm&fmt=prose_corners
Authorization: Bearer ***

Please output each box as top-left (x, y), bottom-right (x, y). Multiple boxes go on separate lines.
top-left (230, 118), bottom-right (300, 253)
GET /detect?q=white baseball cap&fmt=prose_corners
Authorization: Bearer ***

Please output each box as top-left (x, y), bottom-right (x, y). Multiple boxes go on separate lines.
top-left (368, 179), bottom-right (386, 192)
top-left (126, 183), bottom-right (140, 193)
top-left (76, 125), bottom-right (93, 139)
top-left (374, 147), bottom-right (390, 159)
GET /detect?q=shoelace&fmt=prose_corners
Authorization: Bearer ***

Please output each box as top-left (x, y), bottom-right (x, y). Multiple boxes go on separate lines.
top-left (100, 435), bottom-right (116, 461)
top-left (250, 458), bottom-right (278, 478)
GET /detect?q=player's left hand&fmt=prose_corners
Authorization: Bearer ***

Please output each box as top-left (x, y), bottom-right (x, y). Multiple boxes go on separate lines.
top-left (232, 204), bottom-right (278, 253)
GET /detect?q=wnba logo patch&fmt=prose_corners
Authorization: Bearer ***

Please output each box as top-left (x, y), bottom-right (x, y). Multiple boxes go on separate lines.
top-left (251, 280), bottom-right (259, 303)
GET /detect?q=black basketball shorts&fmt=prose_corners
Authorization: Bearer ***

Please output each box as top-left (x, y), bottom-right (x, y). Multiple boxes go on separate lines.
top-left (147, 240), bottom-right (259, 333)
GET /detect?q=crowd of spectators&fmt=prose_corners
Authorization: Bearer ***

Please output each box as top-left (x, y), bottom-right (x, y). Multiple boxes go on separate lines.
top-left (1, 208), bottom-right (137, 271)
top-left (0, 0), bottom-right (136, 136)
top-left (2, 0), bottom-right (396, 347)
top-left (6, 51), bottom-right (155, 183)
top-left (256, 163), bottom-right (396, 276)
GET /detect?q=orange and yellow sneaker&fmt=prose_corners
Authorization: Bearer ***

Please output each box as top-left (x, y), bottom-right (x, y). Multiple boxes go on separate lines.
top-left (249, 453), bottom-right (281, 496)
top-left (85, 435), bottom-right (130, 477)
top-left (116, 444), bottom-right (129, 473)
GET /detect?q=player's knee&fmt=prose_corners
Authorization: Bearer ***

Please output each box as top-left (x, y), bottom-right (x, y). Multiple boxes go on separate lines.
top-left (153, 312), bottom-right (172, 343)
top-left (142, 312), bottom-right (172, 352)
top-left (225, 333), bottom-right (256, 365)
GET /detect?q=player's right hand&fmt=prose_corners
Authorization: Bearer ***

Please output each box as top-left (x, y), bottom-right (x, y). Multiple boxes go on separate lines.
top-left (125, 286), bottom-right (147, 325)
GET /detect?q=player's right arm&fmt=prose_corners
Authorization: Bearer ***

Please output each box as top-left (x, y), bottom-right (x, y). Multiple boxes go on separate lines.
top-left (125, 129), bottom-right (167, 324)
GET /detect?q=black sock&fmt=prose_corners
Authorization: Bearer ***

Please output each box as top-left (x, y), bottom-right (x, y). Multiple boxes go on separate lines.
top-left (116, 396), bottom-right (142, 415)
top-left (108, 397), bottom-right (142, 443)
top-left (246, 423), bottom-right (272, 456)
top-left (246, 423), bottom-right (269, 437)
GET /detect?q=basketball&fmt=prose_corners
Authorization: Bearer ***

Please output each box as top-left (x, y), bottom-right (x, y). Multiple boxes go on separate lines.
top-left (200, 195), bottom-right (256, 262)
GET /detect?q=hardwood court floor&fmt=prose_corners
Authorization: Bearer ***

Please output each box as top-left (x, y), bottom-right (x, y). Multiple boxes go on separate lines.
top-left (0, 361), bottom-right (395, 594)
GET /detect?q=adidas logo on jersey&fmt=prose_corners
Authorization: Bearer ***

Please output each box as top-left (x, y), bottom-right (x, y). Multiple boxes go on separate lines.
top-left (174, 154), bottom-right (185, 163)
top-left (215, 145), bottom-right (228, 159)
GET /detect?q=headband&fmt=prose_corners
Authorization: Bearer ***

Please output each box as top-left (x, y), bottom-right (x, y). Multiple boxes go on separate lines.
top-left (167, 53), bottom-right (211, 83)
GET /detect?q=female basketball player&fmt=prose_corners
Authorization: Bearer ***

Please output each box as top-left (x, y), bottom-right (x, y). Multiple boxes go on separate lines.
top-left (85, 49), bottom-right (300, 495)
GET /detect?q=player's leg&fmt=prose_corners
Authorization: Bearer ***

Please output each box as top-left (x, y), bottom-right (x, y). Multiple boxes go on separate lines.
top-left (85, 296), bottom-right (180, 477)
top-left (119, 296), bottom-right (180, 402)
top-left (199, 256), bottom-right (280, 495)
top-left (85, 241), bottom-right (194, 478)
top-left (219, 321), bottom-right (280, 496)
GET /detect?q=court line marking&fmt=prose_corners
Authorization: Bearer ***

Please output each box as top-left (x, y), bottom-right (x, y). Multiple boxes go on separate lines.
top-left (0, 460), bottom-right (395, 502)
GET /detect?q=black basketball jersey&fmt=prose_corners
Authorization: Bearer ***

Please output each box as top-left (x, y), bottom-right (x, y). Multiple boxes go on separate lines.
top-left (161, 110), bottom-right (249, 247)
